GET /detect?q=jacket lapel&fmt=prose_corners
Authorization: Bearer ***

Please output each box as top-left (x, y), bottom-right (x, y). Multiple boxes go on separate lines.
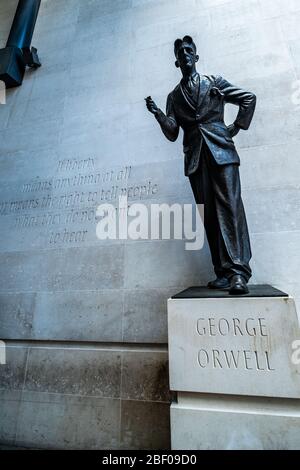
top-left (177, 75), bottom-right (212, 115)
top-left (179, 82), bottom-right (196, 111)
top-left (197, 75), bottom-right (211, 111)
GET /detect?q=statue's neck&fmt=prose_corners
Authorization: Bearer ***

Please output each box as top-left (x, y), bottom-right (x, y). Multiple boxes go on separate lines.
top-left (181, 66), bottom-right (198, 80)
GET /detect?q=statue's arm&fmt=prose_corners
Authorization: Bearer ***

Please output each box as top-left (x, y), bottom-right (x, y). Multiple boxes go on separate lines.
top-left (145, 94), bottom-right (179, 142)
top-left (215, 75), bottom-right (256, 131)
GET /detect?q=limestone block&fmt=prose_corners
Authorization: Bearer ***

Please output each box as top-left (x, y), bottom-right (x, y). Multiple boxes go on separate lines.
top-left (171, 393), bottom-right (300, 450)
top-left (168, 289), bottom-right (300, 398)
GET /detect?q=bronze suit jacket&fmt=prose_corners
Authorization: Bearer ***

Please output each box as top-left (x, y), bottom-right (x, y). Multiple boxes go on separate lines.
top-left (155, 75), bottom-right (256, 176)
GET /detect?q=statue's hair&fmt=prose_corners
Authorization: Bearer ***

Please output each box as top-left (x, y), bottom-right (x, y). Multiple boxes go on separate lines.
top-left (174, 35), bottom-right (196, 57)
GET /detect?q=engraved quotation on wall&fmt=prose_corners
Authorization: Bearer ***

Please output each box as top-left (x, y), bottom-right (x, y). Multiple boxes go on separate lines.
top-left (0, 158), bottom-right (160, 250)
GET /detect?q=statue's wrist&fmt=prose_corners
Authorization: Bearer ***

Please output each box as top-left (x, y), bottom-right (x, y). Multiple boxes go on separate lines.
top-left (154, 109), bottom-right (163, 120)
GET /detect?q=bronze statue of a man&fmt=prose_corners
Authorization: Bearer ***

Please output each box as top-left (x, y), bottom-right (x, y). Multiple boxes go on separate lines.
top-left (146, 36), bottom-right (256, 295)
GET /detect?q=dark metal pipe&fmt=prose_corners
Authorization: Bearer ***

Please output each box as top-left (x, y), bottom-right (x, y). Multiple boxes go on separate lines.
top-left (6, 0), bottom-right (41, 50)
top-left (0, 0), bottom-right (41, 88)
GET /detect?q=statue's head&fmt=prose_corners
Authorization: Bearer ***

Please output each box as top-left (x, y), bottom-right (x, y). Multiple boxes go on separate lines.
top-left (174, 35), bottom-right (199, 74)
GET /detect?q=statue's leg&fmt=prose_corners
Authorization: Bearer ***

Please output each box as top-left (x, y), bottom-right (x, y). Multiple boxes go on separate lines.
top-left (189, 148), bottom-right (227, 280)
top-left (209, 160), bottom-right (252, 282)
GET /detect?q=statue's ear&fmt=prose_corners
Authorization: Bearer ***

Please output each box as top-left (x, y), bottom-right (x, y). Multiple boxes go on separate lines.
top-left (195, 55), bottom-right (199, 63)
top-left (175, 60), bottom-right (180, 68)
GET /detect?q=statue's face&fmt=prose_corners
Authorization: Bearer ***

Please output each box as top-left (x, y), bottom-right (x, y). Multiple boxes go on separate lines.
top-left (176, 41), bottom-right (198, 73)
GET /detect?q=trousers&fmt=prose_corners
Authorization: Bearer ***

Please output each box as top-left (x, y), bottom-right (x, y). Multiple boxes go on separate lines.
top-left (189, 141), bottom-right (252, 281)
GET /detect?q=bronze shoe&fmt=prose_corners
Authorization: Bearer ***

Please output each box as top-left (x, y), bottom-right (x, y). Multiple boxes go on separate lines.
top-left (229, 275), bottom-right (249, 295)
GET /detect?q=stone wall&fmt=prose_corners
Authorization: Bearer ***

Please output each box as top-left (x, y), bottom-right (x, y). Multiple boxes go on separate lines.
top-left (0, 0), bottom-right (300, 449)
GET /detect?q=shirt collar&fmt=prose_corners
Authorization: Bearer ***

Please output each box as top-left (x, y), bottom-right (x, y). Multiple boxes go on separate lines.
top-left (182, 72), bottom-right (199, 85)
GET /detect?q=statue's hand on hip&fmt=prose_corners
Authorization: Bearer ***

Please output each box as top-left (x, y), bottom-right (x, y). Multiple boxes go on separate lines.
top-left (227, 123), bottom-right (240, 138)
top-left (145, 96), bottom-right (159, 115)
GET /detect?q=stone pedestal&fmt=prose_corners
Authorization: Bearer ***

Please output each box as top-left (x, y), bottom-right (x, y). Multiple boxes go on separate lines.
top-left (168, 286), bottom-right (300, 450)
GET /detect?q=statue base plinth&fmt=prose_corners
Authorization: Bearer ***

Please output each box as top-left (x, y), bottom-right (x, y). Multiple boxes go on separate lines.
top-left (168, 285), bottom-right (300, 449)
